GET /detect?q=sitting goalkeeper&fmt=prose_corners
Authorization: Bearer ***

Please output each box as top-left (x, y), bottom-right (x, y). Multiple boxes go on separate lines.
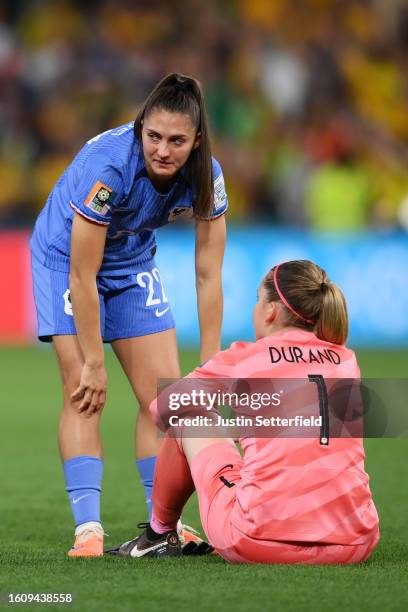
top-left (108, 260), bottom-right (379, 564)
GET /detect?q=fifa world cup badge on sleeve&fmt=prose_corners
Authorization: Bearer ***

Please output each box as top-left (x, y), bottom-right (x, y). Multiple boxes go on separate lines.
top-left (85, 181), bottom-right (115, 215)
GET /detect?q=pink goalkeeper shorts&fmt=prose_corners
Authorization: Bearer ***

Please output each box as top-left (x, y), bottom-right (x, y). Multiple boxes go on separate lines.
top-left (190, 442), bottom-right (379, 564)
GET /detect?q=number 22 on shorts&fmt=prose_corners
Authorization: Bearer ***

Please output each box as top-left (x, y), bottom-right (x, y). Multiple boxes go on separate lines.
top-left (136, 268), bottom-right (170, 317)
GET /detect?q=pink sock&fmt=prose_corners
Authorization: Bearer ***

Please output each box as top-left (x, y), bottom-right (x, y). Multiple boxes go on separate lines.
top-left (150, 513), bottom-right (177, 534)
top-left (151, 435), bottom-right (195, 529)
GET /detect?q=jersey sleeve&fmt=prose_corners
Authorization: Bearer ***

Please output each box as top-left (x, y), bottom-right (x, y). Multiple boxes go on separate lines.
top-left (70, 154), bottom-right (125, 226)
top-left (190, 344), bottom-right (237, 379)
top-left (209, 157), bottom-right (228, 219)
top-left (149, 345), bottom-right (238, 426)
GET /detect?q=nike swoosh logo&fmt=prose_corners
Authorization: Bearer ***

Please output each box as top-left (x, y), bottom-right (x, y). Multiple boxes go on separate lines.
top-left (72, 494), bottom-right (91, 505)
top-left (130, 541), bottom-right (166, 558)
top-left (155, 307), bottom-right (170, 318)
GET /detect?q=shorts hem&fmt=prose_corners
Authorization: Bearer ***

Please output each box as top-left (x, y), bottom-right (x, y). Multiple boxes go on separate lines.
top-left (38, 326), bottom-right (175, 343)
top-left (38, 335), bottom-right (53, 343)
top-left (103, 324), bottom-right (175, 342)
top-left (38, 331), bottom-right (77, 343)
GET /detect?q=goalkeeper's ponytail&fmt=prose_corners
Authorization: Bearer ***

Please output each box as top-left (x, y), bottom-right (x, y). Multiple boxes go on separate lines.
top-left (264, 260), bottom-right (348, 345)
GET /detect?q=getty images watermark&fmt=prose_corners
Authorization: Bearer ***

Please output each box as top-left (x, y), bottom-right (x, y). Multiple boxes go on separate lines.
top-left (155, 378), bottom-right (408, 439)
top-left (167, 388), bottom-right (321, 428)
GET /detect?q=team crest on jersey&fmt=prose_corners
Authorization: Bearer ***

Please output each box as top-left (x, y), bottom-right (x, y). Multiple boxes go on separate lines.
top-left (85, 181), bottom-right (115, 215)
top-left (168, 206), bottom-right (194, 222)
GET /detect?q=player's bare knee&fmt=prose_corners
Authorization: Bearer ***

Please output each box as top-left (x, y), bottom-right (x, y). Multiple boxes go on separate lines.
top-left (137, 402), bottom-right (153, 417)
top-left (59, 369), bottom-right (81, 405)
top-left (61, 397), bottom-right (101, 421)
top-left (63, 374), bottom-right (81, 397)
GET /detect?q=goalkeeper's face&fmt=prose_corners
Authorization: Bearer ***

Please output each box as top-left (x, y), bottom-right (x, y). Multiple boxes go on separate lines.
top-left (142, 109), bottom-right (200, 184)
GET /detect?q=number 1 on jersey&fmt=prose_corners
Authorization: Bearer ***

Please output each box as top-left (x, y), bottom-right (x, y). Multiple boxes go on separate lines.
top-left (308, 374), bottom-right (330, 445)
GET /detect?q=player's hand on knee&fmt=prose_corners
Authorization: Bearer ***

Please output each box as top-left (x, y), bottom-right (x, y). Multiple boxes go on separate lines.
top-left (71, 364), bottom-right (107, 416)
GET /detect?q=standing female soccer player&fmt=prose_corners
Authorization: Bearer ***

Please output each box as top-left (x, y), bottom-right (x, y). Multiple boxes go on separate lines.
top-left (123, 260), bottom-right (379, 564)
top-left (30, 73), bottom-right (227, 557)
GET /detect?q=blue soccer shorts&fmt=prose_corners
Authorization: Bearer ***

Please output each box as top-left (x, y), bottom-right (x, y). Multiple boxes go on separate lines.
top-left (31, 255), bottom-right (175, 342)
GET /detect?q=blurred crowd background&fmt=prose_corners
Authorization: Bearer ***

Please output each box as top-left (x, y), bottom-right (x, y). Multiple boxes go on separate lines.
top-left (1, 0), bottom-right (408, 230)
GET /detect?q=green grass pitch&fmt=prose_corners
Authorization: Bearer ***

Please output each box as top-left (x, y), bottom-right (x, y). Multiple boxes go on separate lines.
top-left (0, 346), bottom-right (407, 612)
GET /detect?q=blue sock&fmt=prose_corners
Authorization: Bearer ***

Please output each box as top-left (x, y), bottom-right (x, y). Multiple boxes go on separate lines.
top-left (136, 456), bottom-right (157, 520)
top-left (63, 456), bottom-right (103, 527)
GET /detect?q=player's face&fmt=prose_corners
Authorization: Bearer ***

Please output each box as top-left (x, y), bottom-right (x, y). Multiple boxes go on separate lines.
top-left (142, 110), bottom-right (200, 184)
top-left (253, 281), bottom-right (277, 340)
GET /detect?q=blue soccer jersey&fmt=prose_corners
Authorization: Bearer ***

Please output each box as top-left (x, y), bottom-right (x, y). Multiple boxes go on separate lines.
top-left (31, 122), bottom-right (228, 275)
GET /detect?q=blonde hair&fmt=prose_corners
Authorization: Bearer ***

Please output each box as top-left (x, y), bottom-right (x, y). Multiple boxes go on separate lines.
top-left (264, 260), bottom-right (349, 345)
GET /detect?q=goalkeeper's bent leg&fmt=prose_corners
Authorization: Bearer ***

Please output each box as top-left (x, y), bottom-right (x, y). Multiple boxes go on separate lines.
top-left (150, 435), bottom-right (195, 533)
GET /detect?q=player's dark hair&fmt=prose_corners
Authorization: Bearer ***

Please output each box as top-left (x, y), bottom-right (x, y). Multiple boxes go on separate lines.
top-left (134, 73), bottom-right (213, 219)
top-left (263, 260), bottom-right (349, 345)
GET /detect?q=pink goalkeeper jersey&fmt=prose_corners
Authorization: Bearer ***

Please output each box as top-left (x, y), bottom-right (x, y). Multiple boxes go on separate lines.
top-left (189, 329), bottom-right (379, 545)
